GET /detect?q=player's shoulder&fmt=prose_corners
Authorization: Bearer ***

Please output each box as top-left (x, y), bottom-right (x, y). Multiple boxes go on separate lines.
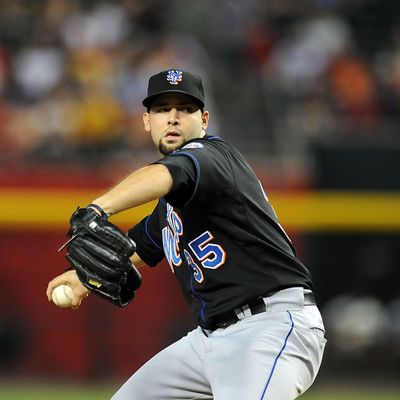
top-left (177, 135), bottom-right (225, 152)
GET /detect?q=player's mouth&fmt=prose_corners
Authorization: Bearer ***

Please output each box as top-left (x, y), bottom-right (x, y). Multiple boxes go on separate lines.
top-left (164, 131), bottom-right (181, 140)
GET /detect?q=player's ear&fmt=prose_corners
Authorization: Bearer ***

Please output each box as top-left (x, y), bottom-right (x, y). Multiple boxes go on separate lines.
top-left (143, 112), bottom-right (150, 132)
top-left (201, 111), bottom-right (209, 130)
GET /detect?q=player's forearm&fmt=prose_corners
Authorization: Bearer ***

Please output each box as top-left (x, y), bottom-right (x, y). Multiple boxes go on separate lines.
top-left (130, 253), bottom-right (146, 269)
top-left (92, 164), bottom-right (173, 216)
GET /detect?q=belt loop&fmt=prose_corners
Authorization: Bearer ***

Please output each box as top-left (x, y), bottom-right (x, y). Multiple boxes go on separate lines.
top-left (304, 291), bottom-right (316, 306)
top-left (207, 288), bottom-right (315, 331)
top-left (236, 304), bottom-right (252, 319)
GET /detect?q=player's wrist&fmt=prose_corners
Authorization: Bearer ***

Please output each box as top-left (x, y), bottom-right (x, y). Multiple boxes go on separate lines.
top-left (87, 203), bottom-right (110, 220)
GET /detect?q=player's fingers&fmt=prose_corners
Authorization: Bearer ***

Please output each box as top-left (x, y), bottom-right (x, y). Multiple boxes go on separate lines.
top-left (71, 295), bottom-right (81, 309)
top-left (46, 269), bottom-right (86, 301)
top-left (46, 275), bottom-right (69, 301)
top-left (46, 272), bottom-right (71, 300)
top-left (70, 287), bottom-right (90, 309)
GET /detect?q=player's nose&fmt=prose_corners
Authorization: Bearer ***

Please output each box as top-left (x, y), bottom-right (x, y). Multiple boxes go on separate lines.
top-left (168, 108), bottom-right (180, 124)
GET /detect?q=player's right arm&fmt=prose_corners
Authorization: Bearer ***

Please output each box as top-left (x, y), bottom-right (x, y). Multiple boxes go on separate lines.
top-left (92, 164), bottom-right (173, 216)
top-left (46, 164), bottom-right (170, 308)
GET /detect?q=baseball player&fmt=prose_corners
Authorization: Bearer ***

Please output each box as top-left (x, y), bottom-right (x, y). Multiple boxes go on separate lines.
top-left (47, 69), bottom-right (326, 400)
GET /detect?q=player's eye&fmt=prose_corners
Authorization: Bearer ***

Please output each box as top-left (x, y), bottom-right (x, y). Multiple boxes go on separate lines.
top-left (179, 106), bottom-right (197, 113)
top-left (153, 107), bottom-right (170, 113)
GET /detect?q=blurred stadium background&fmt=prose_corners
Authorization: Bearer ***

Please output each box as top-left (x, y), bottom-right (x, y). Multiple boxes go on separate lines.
top-left (0, 0), bottom-right (399, 398)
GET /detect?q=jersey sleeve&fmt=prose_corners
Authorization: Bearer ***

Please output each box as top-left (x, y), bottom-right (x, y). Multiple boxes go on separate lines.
top-left (154, 138), bottom-right (233, 208)
top-left (154, 154), bottom-right (197, 207)
top-left (127, 203), bottom-right (164, 267)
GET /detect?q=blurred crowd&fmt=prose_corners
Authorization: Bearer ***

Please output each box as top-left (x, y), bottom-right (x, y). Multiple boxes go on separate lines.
top-left (0, 0), bottom-right (400, 168)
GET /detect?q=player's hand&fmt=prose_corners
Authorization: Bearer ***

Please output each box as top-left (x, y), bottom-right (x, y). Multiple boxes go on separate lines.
top-left (62, 206), bottom-right (141, 307)
top-left (46, 270), bottom-right (90, 309)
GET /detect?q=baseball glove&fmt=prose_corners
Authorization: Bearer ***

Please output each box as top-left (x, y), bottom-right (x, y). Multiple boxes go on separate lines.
top-left (61, 206), bottom-right (142, 307)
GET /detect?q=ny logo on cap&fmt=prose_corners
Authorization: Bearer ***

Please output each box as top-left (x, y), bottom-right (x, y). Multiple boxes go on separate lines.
top-left (166, 70), bottom-right (183, 85)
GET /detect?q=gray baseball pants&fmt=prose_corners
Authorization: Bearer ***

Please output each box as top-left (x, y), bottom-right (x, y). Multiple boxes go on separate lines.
top-left (111, 287), bottom-right (326, 400)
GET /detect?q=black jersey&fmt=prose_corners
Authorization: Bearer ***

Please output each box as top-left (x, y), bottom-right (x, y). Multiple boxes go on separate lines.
top-left (128, 135), bottom-right (312, 328)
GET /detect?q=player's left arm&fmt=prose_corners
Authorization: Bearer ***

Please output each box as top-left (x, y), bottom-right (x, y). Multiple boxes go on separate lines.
top-left (130, 253), bottom-right (146, 268)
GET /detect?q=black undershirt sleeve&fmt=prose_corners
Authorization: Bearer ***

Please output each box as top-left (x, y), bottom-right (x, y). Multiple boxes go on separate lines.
top-left (128, 207), bottom-right (165, 267)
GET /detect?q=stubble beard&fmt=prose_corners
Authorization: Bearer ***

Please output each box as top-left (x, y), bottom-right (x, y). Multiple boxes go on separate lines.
top-left (158, 138), bottom-right (183, 156)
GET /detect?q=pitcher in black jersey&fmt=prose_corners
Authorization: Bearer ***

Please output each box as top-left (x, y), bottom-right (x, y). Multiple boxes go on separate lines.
top-left (47, 69), bottom-right (326, 400)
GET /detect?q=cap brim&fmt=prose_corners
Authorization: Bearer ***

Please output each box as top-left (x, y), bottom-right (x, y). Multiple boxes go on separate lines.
top-left (142, 90), bottom-right (205, 108)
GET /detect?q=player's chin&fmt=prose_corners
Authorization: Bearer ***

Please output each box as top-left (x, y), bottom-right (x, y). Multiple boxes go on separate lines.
top-left (159, 139), bottom-right (183, 155)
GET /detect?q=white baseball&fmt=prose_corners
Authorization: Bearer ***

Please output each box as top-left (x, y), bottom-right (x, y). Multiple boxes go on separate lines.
top-left (51, 284), bottom-right (74, 308)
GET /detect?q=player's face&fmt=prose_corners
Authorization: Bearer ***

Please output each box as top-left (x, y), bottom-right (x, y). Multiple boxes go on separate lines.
top-left (143, 93), bottom-right (209, 156)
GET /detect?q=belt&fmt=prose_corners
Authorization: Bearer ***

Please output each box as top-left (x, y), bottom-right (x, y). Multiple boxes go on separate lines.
top-left (208, 291), bottom-right (316, 331)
